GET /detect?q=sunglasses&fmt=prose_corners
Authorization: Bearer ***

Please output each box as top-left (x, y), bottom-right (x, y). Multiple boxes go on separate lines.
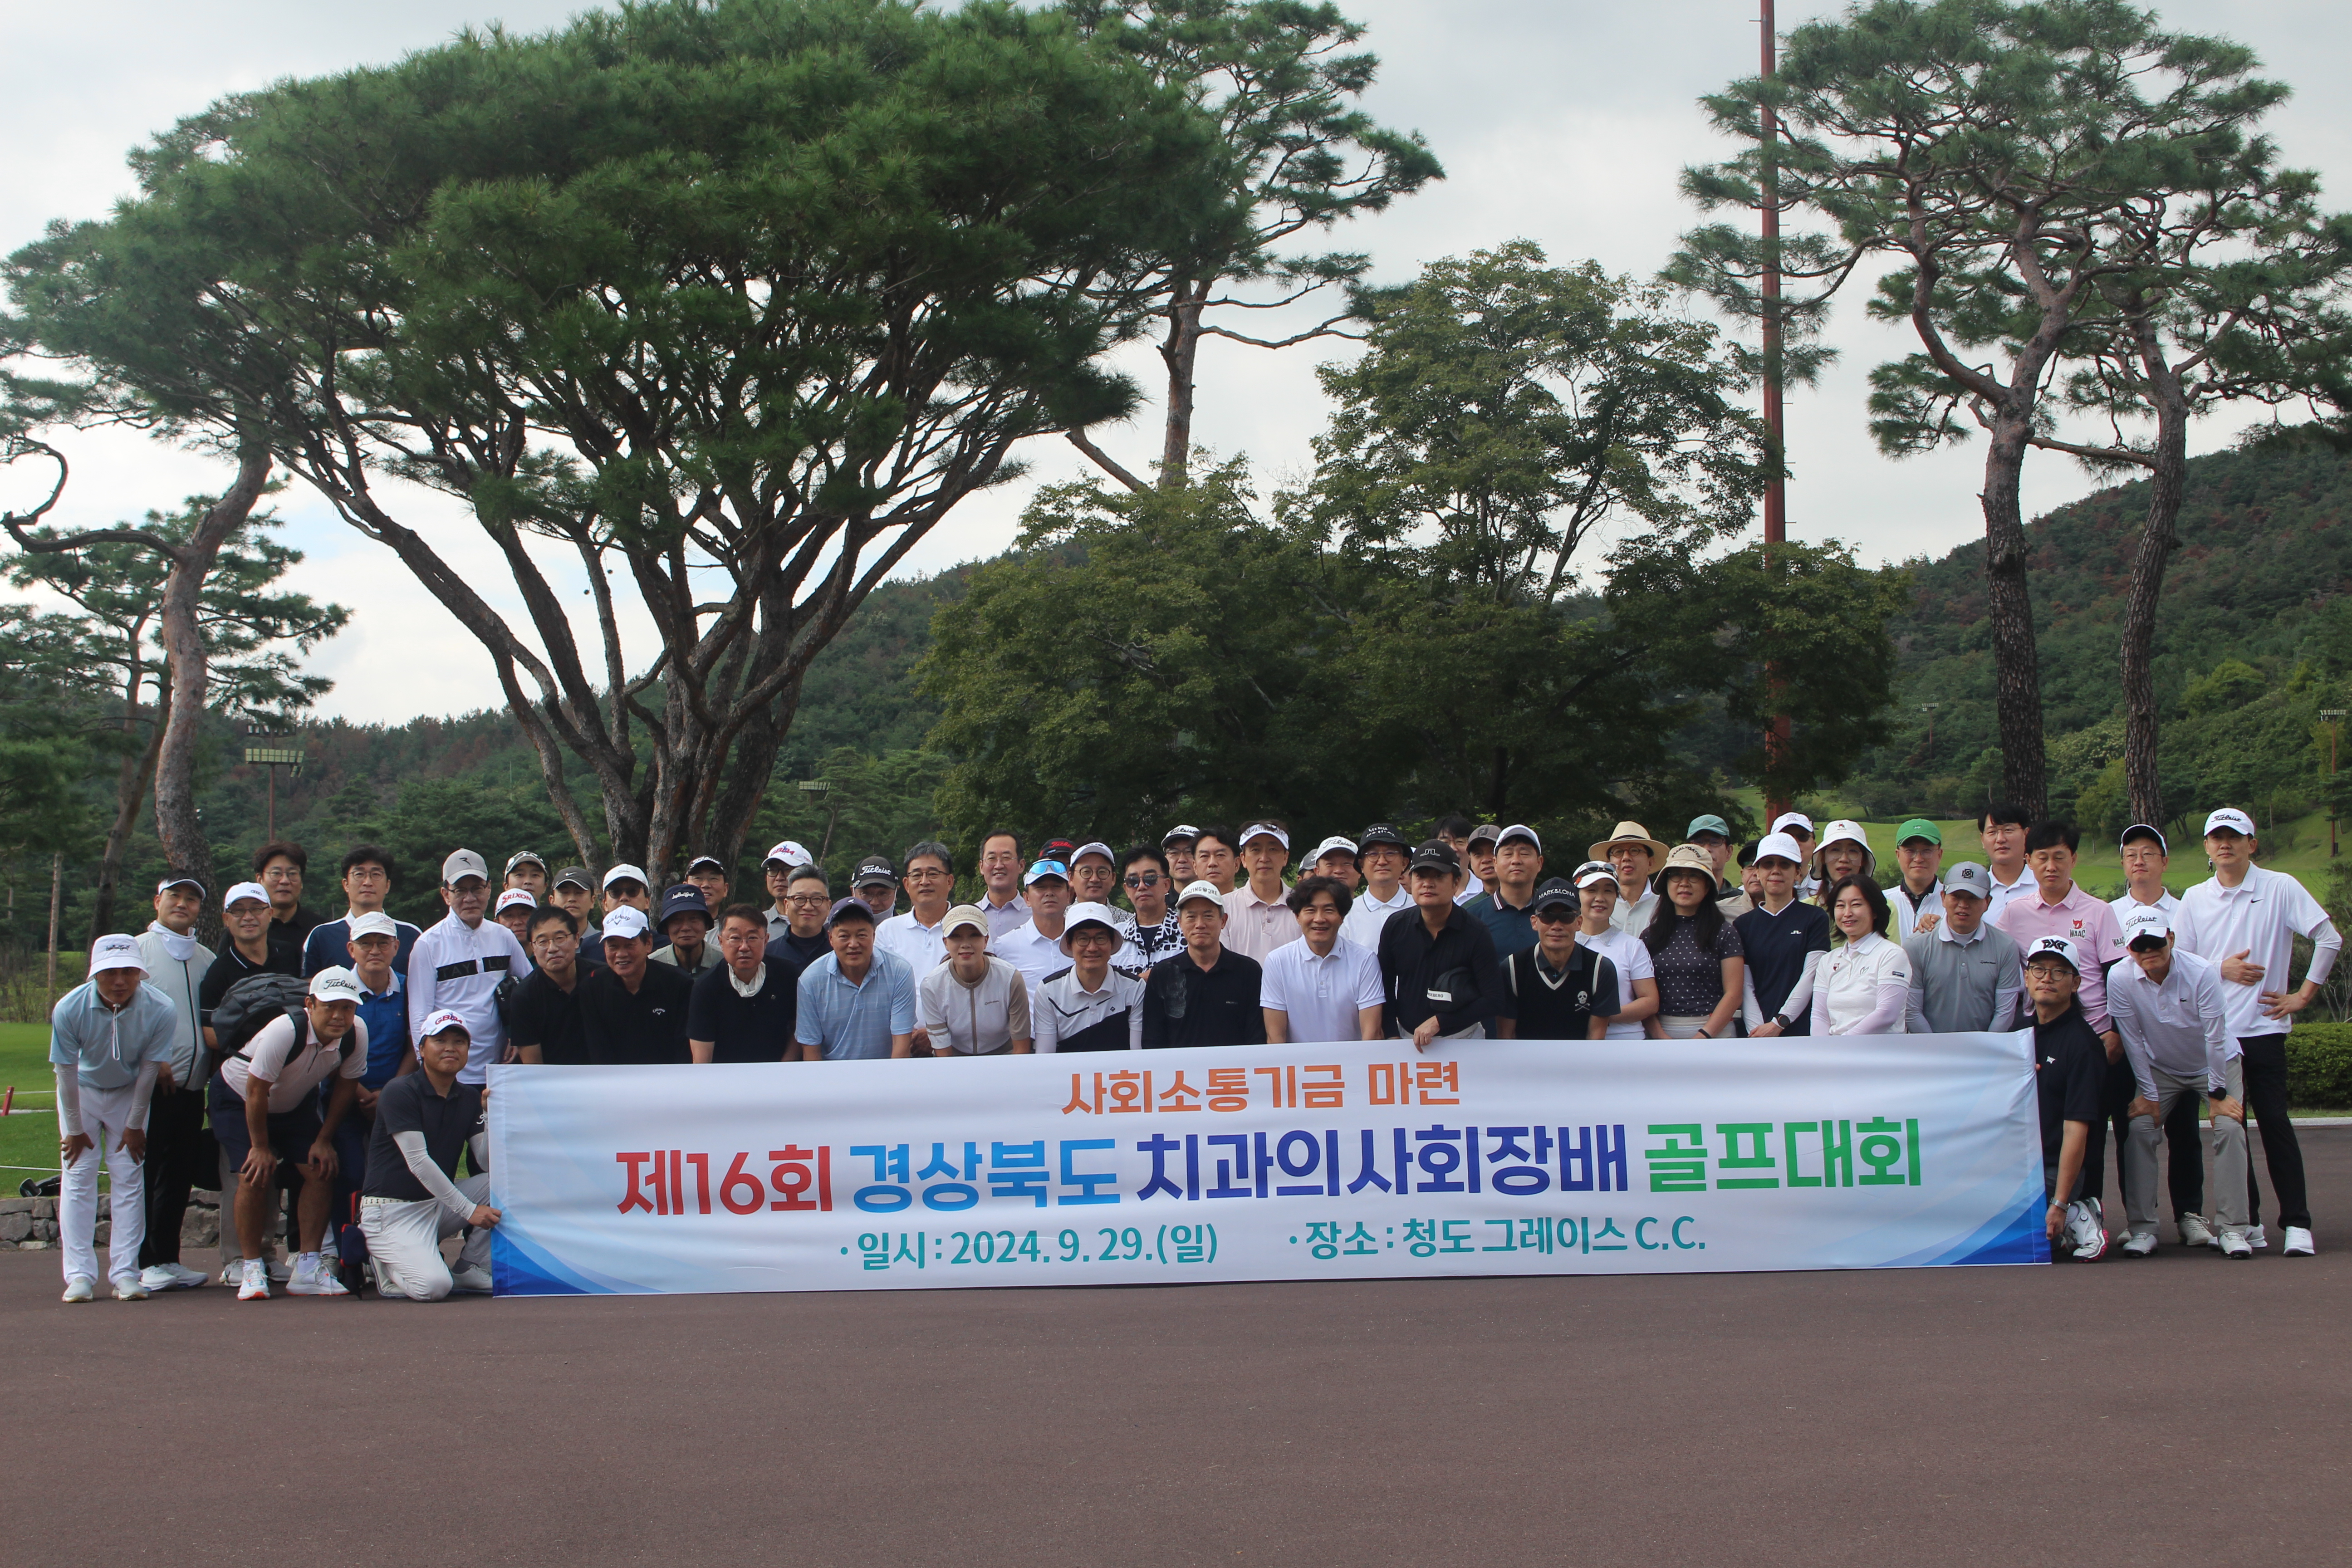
top-left (1124, 873), bottom-right (1162, 888)
top-left (1534, 909), bottom-right (1577, 925)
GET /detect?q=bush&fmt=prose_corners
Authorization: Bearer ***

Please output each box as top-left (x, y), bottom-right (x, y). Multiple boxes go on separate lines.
top-left (2288, 1024), bottom-right (2352, 1109)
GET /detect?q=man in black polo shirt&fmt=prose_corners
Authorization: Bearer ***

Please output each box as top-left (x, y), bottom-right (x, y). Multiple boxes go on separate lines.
top-left (1142, 880), bottom-right (1265, 1048)
top-left (578, 907), bottom-right (693, 1063)
top-left (1497, 878), bottom-right (1619, 1041)
top-left (509, 906), bottom-right (590, 1065)
top-left (1379, 841), bottom-right (1505, 1048)
top-left (2025, 936), bottom-right (2107, 1261)
top-left (689, 904), bottom-right (801, 1063)
top-left (360, 1010), bottom-right (498, 1300)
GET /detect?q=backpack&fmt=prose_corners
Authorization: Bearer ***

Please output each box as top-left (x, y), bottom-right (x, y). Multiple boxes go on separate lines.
top-left (212, 972), bottom-right (354, 1073)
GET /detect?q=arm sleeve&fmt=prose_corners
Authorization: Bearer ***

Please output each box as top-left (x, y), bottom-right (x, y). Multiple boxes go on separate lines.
top-left (2197, 966), bottom-right (2234, 1092)
top-left (1849, 977), bottom-right (1911, 1036)
top-left (54, 1066), bottom-right (83, 1138)
top-left (406, 940), bottom-right (434, 1044)
top-left (392, 1128), bottom-right (479, 1221)
top-left (1740, 971), bottom-right (1764, 1031)
top-left (127, 1060), bottom-right (161, 1131)
top-left (1128, 997), bottom-right (1144, 1051)
top-left (1810, 966), bottom-right (1832, 1035)
top-left (1779, 951), bottom-right (1823, 1023)
top-left (2300, 910), bottom-right (2341, 988)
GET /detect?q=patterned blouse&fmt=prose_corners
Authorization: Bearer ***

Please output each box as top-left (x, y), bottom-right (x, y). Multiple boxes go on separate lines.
top-left (1646, 913), bottom-right (1744, 1017)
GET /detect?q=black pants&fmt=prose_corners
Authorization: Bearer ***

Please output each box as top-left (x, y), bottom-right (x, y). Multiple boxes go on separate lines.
top-left (2161, 1092), bottom-right (2205, 1218)
top-left (2240, 1034), bottom-right (2310, 1230)
top-left (2078, 1054), bottom-right (2136, 1204)
top-left (138, 1085), bottom-right (209, 1269)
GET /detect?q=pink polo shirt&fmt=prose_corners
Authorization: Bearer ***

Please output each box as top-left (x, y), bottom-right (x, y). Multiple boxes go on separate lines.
top-left (1221, 883), bottom-right (1300, 963)
top-left (1997, 882), bottom-right (2127, 1032)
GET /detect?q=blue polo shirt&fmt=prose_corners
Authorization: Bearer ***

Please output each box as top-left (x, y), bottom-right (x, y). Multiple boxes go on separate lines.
top-left (354, 972), bottom-right (410, 1088)
top-left (1463, 891), bottom-right (1539, 960)
top-left (302, 913), bottom-right (421, 979)
top-left (794, 950), bottom-right (918, 1061)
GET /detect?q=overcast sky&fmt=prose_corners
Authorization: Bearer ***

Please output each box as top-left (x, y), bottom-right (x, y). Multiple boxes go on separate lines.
top-left (7, 0), bottom-right (2351, 724)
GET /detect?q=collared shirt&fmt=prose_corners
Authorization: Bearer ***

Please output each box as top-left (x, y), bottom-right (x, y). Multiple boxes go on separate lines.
top-left (1890, 878), bottom-right (1945, 937)
top-left (1221, 883), bottom-right (1300, 963)
top-left (1034, 969), bottom-right (1145, 1053)
top-left (2173, 863), bottom-right (2342, 1040)
top-left (49, 980), bottom-right (176, 1091)
top-left (2032, 1000), bottom-right (2106, 1186)
top-left (1574, 926), bottom-right (1655, 1042)
top-left (135, 925), bottom-right (214, 1083)
top-left (1259, 936), bottom-right (1382, 1045)
top-left (508, 966), bottom-right (590, 1066)
top-left (405, 911), bottom-right (531, 1084)
top-left (1733, 897), bottom-right (1832, 1035)
top-left (1984, 865), bottom-right (2034, 926)
top-left (1503, 944), bottom-right (1620, 1041)
top-left (2107, 948), bottom-right (2234, 1101)
top-left (353, 972), bottom-right (409, 1088)
top-left (794, 950), bottom-right (918, 1061)
top-left (1813, 932), bottom-right (1910, 1035)
top-left (2108, 889), bottom-right (2180, 926)
top-left (875, 910), bottom-right (949, 976)
top-left (361, 1069), bottom-right (484, 1204)
top-left (1996, 884), bottom-right (2126, 1033)
top-left (917, 957), bottom-right (1030, 1055)
top-left (1464, 891), bottom-right (1539, 960)
top-left (1903, 921), bottom-right (2023, 1035)
top-left (302, 910), bottom-right (422, 980)
top-left (266, 906), bottom-right (326, 970)
top-left (686, 958), bottom-right (800, 1063)
top-left (578, 962), bottom-right (694, 1065)
top-left (1115, 909), bottom-right (1184, 970)
top-left (1377, 905), bottom-right (1504, 1038)
top-left (1608, 887), bottom-right (1658, 938)
top-left (1338, 885), bottom-right (1413, 951)
top-left (1141, 948), bottom-right (1265, 1048)
top-left (980, 892), bottom-right (1030, 940)
top-left (995, 918), bottom-right (1075, 995)
top-left (652, 942), bottom-right (724, 981)
top-left (220, 1012), bottom-right (368, 1111)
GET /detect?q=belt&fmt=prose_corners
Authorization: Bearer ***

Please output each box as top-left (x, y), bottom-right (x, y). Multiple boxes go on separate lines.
top-left (359, 1196), bottom-right (421, 1208)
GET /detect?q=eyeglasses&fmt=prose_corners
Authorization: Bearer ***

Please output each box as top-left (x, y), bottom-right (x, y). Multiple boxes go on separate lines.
top-left (784, 894), bottom-right (830, 908)
top-left (904, 867), bottom-right (948, 881)
top-left (1124, 873), bottom-right (1161, 888)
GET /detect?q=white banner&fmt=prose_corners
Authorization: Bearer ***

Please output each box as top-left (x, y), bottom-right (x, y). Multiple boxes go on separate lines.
top-left (484, 1033), bottom-right (2050, 1295)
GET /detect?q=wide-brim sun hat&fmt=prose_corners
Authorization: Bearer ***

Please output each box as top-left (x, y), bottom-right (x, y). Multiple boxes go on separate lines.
top-left (1587, 821), bottom-right (1669, 864)
top-left (1651, 842), bottom-right (1725, 894)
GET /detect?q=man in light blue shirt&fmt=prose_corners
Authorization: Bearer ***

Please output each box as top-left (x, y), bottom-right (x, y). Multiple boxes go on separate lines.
top-left (795, 898), bottom-right (917, 1060)
top-left (49, 934), bottom-right (176, 1302)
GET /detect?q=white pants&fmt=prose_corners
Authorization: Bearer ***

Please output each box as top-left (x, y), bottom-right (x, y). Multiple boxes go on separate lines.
top-left (1656, 1015), bottom-right (1712, 1039)
top-left (58, 1081), bottom-right (147, 1285)
top-left (2125, 1058), bottom-right (2249, 1232)
top-left (360, 1175), bottom-right (491, 1301)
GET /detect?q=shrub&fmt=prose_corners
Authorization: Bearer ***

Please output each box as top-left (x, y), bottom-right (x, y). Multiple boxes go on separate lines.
top-left (2288, 1024), bottom-right (2352, 1109)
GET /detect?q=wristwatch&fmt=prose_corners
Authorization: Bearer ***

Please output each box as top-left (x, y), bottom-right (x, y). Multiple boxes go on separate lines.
top-left (1773, 1013), bottom-right (1791, 1029)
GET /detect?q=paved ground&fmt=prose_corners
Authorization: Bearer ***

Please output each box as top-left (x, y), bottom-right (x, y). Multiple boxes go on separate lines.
top-left (5, 1131), bottom-right (2347, 1567)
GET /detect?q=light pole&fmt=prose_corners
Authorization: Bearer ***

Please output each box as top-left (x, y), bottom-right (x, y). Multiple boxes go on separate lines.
top-left (2323, 709), bottom-right (2345, 857)
top-left (242, 727), bottom-right (306, 840)
top-left (1759, 0), bottom-right (1791, 822)
top-left (1920, 703), bottom-right (1940, 767)
top-left (798, 778), bottom-right (840, 865)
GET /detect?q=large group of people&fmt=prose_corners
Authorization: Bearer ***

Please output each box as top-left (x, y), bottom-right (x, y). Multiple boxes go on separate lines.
top-left (47, 801), bottom-right (2332, 1304)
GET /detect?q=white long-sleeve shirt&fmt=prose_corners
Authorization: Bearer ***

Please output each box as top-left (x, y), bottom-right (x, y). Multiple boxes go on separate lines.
top-left (406, 911), bottom-right (530, 1084)
top-left (2171, 864), bottom-right (2341, 1040)
top-left (2107, 948), bottom-right (2234, 1101)
top-left (1811, 933), bottom-right (1911, 1035)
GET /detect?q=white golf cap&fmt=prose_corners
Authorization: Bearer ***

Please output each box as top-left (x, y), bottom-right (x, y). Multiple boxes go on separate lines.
top-left (1771, 811), bottom-right (1815, 836)
top-left (763, 840), bottom-right (814, 868)
top-left (941, 904), bottom-right (990, 939)
top-left (602, 862), bottom-right (650, 889)
top-left (87, 933), bottom-right (146, 975)
top-left (308, 966), bottom-right (364, 1003)
top-left (1752, 832), bottom-right (1804, 866)
top-left (2204, 807), bottom-right (2256, 837)
top-left (1572, 861), bottom-right (1618, 891)
top-left (1058, 902), bottom-right (1124, 955)
top-left (601, 906), bottom-right (651, 941)
top-left (441, 849), bottom-right (489, 884)
top-left (1309, 835), bottom-right (1359, 862)
top-left (2025, 935), bottom-right (2084, 974)
top-left (1070, 841), bottom-right (1116, 867)
top-left (1239, 821), bottom-right (1290, 850)
top-left (1817, 818), bottom-right (1870, 851)
top-left (496, 888), bottom-right (538, 913)
top-left (419, 1008), bottom-right (471, 1039)
top-left (1496, 824), bottom-right (1543, 851)
top-left (222, 881), bottom-right (270, 909)
top-left (347, 911), bottom-right (400, 940)
top-left (1175, 878), bottom-right (1226, 910)
top-left (2121, 906), bottom-right (2172, 944)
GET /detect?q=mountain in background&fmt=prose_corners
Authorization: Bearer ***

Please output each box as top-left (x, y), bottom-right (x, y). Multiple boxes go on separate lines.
top-left (16, 437), bottom-right (2352, 938)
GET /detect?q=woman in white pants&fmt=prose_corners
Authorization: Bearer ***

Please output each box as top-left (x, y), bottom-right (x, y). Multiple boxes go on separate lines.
top-left (359, 1010), bottom-right (500, 1300)
top-left (48, 935), bottom-right (175, 1301)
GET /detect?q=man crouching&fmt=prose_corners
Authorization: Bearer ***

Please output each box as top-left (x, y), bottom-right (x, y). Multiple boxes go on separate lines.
top-left (360, 1009), bottom-right (500, 1299)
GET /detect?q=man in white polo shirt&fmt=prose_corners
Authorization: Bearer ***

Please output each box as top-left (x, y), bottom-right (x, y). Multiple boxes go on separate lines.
top-left (1308, 835), bottom-right (1362, 893)
top-left (2172, 807), bottom-right (2337, 1256)
top-left (1223, 821), bottom-right (1299, 962)
top-left (1339, 823), bottom-right (1415, 949)
top-left (2109, 906), bottom-right (2250, 1257)
top-left (1261, 876), bottom-right (1384, 1044)
top-left (1978, 802), bottom-right (2034, 923)
top-left (406, 849), bottom-right (530, 1088)
top-left (996, 859), bottom-right (1085, 993)
top-left (876, 839), bottom-right (956, 976)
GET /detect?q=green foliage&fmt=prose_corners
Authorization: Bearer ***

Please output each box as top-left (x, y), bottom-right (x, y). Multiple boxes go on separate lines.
top-left (0, 604), bottom-right (102, 865)
top-left (746, 746), bottom-right (949, 894)
top-left (2284, 1024), bottom-right (2352, 1109)
top-left (1297, 242), bottom-right (1768, 604)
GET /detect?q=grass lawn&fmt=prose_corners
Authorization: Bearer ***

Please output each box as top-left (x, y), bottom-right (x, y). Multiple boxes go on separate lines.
top-left (1, 1020), bottom-right (65, 1184)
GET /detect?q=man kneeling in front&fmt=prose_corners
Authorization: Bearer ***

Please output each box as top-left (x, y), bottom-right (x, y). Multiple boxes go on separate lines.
top-left (360, 1009), bottom-right (499, 1300)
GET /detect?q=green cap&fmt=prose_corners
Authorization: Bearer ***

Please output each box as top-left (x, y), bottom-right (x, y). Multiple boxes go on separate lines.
top-left (1896, 818), bottom-right (1942, 847)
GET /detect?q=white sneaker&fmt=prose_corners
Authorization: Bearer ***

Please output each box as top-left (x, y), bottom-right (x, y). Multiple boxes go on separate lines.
top-left (267, 1255), bottom-right (291, 1283)
top-left (2283, 1226), bottom-right (2316, 1257)
top-left (61, 1275), bottom-right (96, 1304)
top-left (113, 1275), bottom-right (151, 1301)
top-left (2121, 1231), bottom-right (2158, 1258)
top-left (2177, 1214), bottom-right (2215, 1248)
top-left (237, 1259), bottom-right (271, 1301)
top-left (164, 1261), bottom-right (208, 1289)
top-left (288, 1268), bottom-right (349, 1297)
top-left (2067, 1199), bottom-right (2108, 1260)
top-left (139, 1264), bottom-right (182, 1293)
top-left (449, 1265), bottom-right (493, 1295)
top-left (2245, 1225), bottom-right (2268, 1250)
top-left (2220, 1228), bottom-right (2254, 1259)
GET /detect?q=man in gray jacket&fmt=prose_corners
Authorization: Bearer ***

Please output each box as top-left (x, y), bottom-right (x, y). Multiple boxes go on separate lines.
top-left (134, 875), bottom-right (215, 1293)
top-left (1903, 862), bottom-right (2024, 1034)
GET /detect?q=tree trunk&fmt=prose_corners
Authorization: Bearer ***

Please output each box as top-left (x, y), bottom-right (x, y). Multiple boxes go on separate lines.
top-left (152, 446), bottom-right (273, 932)
top-left (1978, 411), bottom-right (2048, 818)
top-left (86, 686), bottom-right (167, 946)
top-left (2120, 333), bottom-right (2192, 829)
top-left (1158, 281), bottom-right (1207, 485)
